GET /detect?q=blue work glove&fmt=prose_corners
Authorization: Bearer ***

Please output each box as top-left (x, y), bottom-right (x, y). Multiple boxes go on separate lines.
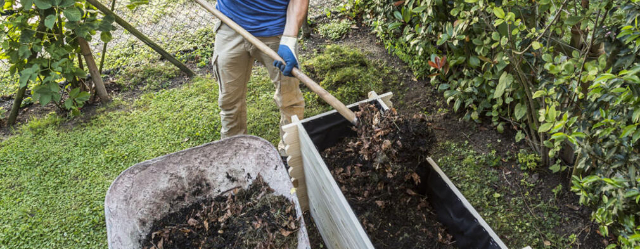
top-left (273, 36), bottom-right (298, 77)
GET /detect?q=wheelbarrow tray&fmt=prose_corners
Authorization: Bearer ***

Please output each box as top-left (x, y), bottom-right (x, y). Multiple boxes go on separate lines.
top-left (105, 135), bottom-right (310, 249)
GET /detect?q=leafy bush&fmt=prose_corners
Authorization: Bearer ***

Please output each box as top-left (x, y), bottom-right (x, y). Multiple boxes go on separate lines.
top-left (350, 0), bottom-right (640, 246)
top-left (317, 19), bottom-right (354, 40)
top-left (0, 0), bottom-right (118, 118)
top-left (302, 45), bottom-right (398, 105)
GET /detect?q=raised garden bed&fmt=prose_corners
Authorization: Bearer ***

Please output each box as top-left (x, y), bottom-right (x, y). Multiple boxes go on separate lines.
top-left (104, 136), bottom-right (310, 249)
top-left (282, 92), bottom-right (508, 249)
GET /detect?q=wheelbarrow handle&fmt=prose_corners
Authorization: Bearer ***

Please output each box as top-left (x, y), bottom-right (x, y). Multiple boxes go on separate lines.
top-left (194, 0), bottom-right (358, 125)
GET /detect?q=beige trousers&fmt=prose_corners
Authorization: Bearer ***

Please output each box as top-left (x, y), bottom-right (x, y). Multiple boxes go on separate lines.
top-left (212, 23), bottom-right (305, 144)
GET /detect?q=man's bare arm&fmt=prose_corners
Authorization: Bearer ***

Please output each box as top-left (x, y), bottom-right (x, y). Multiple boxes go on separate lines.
top-left (283, 0), bottom-right (309, 37)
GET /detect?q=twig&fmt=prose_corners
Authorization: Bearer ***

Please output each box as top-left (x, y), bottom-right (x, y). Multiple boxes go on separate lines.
top-left (514, 0), bottom-right (570, 55)
top-left (220, 186), bottom-right (242, 195)
top-left (575, 8), bottom-right (603, 84)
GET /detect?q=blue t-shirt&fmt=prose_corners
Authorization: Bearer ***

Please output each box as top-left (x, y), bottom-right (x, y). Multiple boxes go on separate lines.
top-left (217, 0), bottom-right (289, 37)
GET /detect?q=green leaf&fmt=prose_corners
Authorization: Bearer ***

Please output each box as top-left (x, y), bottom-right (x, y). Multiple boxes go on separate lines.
top-left (514, 103), bottom-right (526, 120)
top-left (58, 0), bottom-right (74, 7)
top-left (548, 105), bottom-right (557, 122)
top-left (100, 32), bottom-right (112, 43)
top-left (572, 132), bottom-right (586, 138)
top-left (515, 130), bottom-right (525, 142)
top-left (44, 14), bottom-right (57, 29)
top-left (491, 32), bottom-right (500, 41)
top-left (388, 22), bottom-right (403, 30)
top-left (393, 11), bottom-right (402, 21)
top-left (624, 189), bottom-right (639, 198)
top-left (19, 64), bottom-right (39, 87)
top-left (64, 98), bottom-right (74, 109)
top-left (500, 36), bottom-right (508, 46)
top-left (494, 71), bottom-right (511, 99)
top-left (549, 164), bottom-right (561, 173)
top-left (633, 130), bottom-right (640, 143)
top-left (63, 7), bottom-right (82, 22)
top-left (48, 82), bottom-right (58, 92)
top-left (40, 93), bottom-right (52, 106)
top-left (469, 56), bottom-right (480, 68)
top-left (620, 125), bottom-right (637, 138)
top-left (532, 41), bottom-right (542, 50)
top-left (33, 0), bottom-right (51, 9)
top-left (412, 5), bottom-right (428, 12)
top-left (69, 87), bottom-right (80, 98)
top-left (542, 53), bottom-right (553, 62)
top-left (18, 45), bottom-right (31, 59)
top-left (76, 91), bottom-right (90, 102)
top-left (532, 90), bottom-right (546, 99)
top-left (632, 109), bottom-right (640, 123)
top-left (565, 16), bottom-right (582, 26)
top-left (493, 7), bottom-right (505, 19)
top-left (539, 122), bottom-right (553, 133)
top-left (21, 0), bottom-right (33, 9)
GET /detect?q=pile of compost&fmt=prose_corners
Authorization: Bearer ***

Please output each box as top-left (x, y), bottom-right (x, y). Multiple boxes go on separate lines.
top-left (142, 175), bottom-right (299, 249)
top-left (322, 103), bottom-right (454, 248)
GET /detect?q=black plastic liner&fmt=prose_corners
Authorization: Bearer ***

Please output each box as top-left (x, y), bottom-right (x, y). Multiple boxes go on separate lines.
top-left (301, 101), bottom-right (502, 249)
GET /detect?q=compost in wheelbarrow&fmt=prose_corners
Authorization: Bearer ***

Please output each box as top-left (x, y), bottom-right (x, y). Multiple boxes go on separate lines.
top-left (142, 175), bottom-right (300, 249)
top-left (301, 101), bottom-right (505, 249)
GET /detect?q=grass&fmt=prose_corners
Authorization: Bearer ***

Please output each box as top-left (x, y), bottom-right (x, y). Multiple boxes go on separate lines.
top-left (317, 19), bottom-right (354, 40)
top-left (433, 141), bottom-right (577, 248)
top-left (115, 61), bottom-right (181, 91)
top-left (0, 44), bottom-right (391, 248)
top-left (302, 45), bottom-right (399, 107)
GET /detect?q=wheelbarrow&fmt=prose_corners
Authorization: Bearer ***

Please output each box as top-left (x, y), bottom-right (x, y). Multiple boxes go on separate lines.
top-left (104, 135), bottom-right (310, 249)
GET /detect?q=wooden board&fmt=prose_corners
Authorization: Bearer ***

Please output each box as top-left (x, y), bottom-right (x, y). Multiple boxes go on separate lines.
top-left (281, 92), bottom-right (392, 249)
top-left (298, 122), bottom-right (374, 249)
top-left (426, 157), bottom-right (508, 249)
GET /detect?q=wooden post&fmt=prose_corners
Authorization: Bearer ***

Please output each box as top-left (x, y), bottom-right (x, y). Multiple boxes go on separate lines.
top-left (85, 0), bottom-right (195, 77)
top-left (78, 37), bottom-right (111, 102)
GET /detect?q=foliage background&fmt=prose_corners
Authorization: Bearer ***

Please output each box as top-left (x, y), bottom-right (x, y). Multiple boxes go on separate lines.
top-left (346, 0), bottom-right (640, 246)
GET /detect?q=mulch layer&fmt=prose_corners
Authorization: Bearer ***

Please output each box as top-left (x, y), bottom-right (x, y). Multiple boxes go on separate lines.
top-left (142, 175), bottom-right (299, 249)
top-left (321, 103), bottom-right (456, 248)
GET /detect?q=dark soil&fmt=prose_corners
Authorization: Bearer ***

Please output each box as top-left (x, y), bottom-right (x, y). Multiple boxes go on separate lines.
top-left (142, 175), bottom-right (299, 249)
top-left (319, 103), bottom-right (454, 248)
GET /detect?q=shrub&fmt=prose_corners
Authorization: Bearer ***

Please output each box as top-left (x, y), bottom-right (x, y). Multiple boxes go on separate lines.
top-left (349, 0), bottom-right (640, 246)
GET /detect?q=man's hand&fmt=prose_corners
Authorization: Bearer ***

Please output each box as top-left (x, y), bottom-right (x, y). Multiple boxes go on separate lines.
top-left (274, 36), bottom-right (298, 77)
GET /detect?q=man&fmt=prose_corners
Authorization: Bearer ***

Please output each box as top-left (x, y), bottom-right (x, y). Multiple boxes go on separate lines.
top-left (212, 0), bottom-right (308, 155)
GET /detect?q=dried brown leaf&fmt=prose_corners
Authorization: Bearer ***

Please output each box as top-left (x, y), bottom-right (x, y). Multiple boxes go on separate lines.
top-left (280, 228), bottom-right (292, 237)
top-left (187, 218), bottom-right (198, 226)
